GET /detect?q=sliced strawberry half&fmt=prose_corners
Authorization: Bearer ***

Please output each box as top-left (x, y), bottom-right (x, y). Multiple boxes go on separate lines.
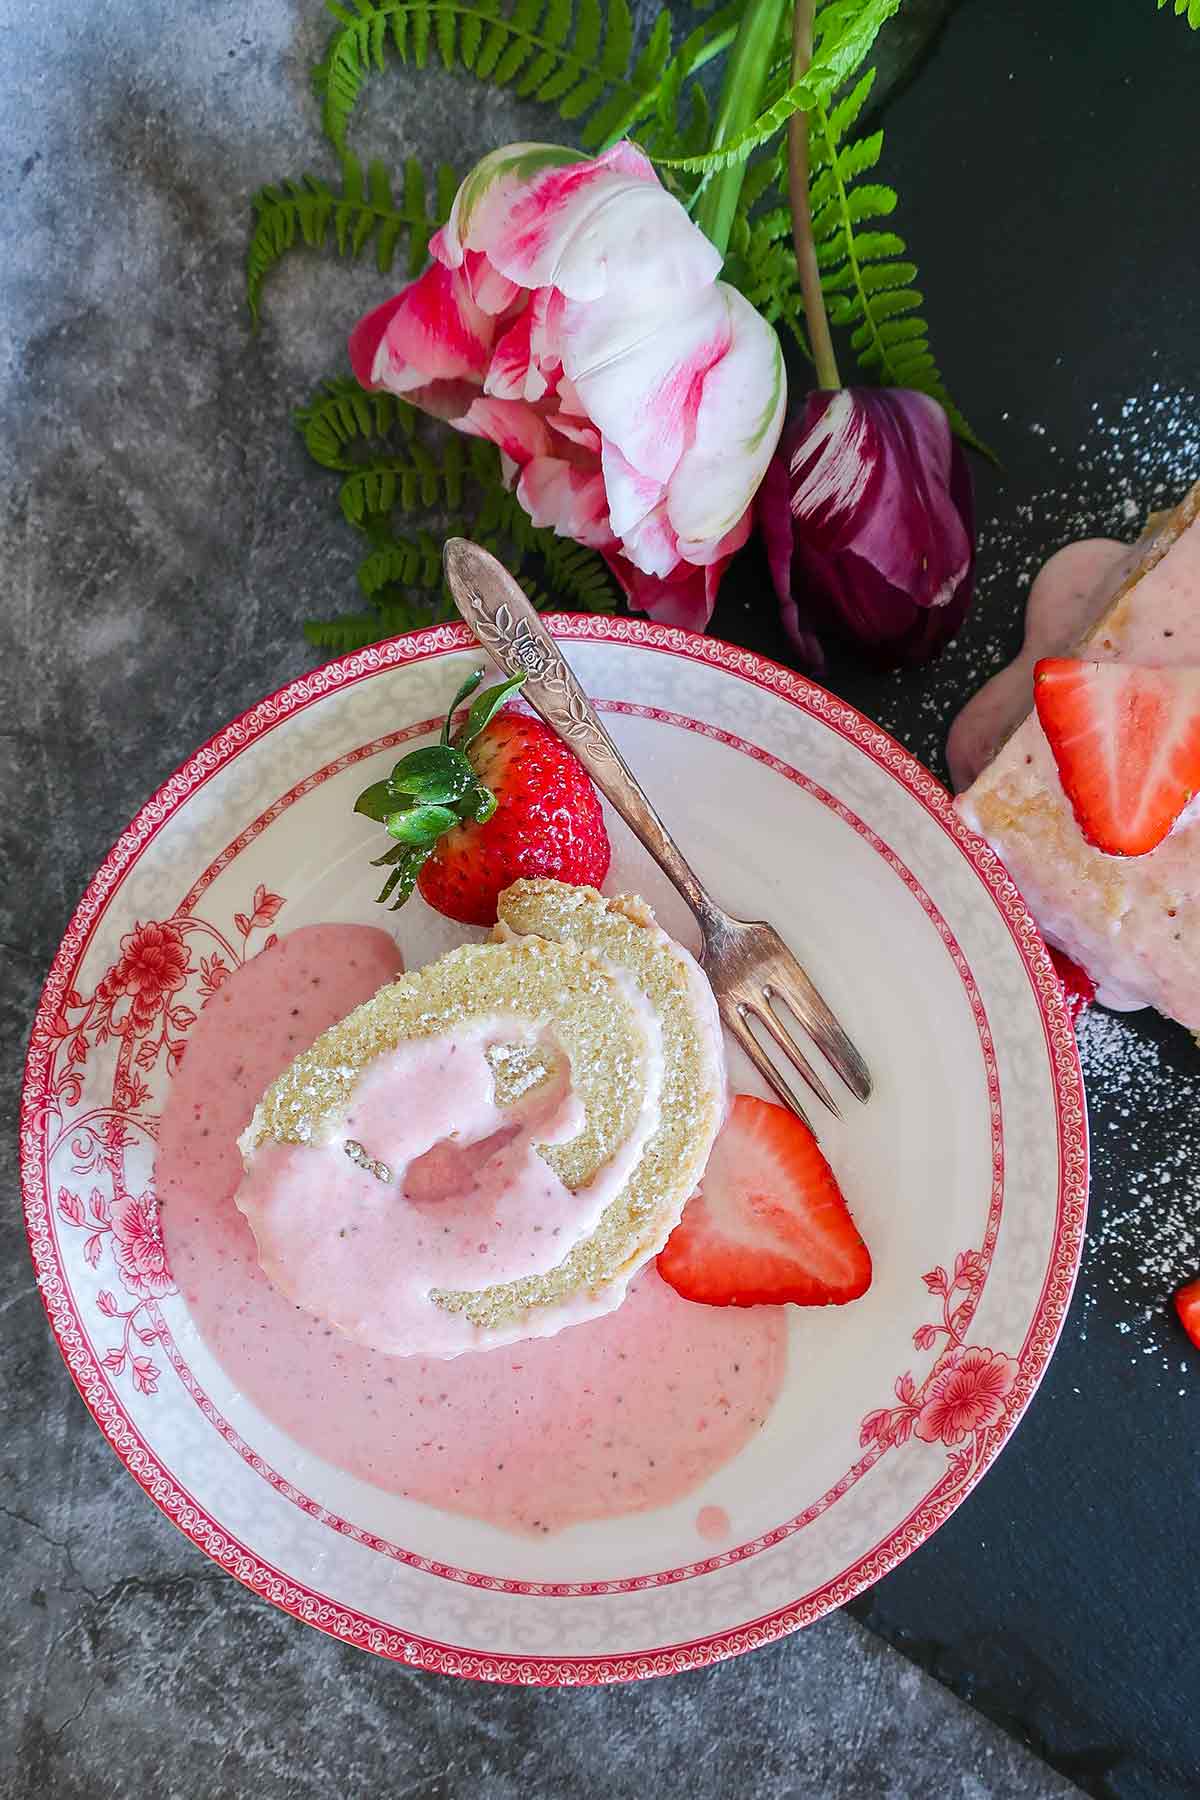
top-left (658, 1094), bottom-right (872, 1308)
top-left (1033, 657), bottom-right (1200, 857)
top-left (1175, 1277), bottom-right (1200, 1351)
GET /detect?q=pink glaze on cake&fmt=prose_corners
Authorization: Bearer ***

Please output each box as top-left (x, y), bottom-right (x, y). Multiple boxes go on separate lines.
top-left (156, 926), bottom-right (787, 1537)
top-left (957, 500), bottom-right (1200, 1027)
top-left (947, 538), bottom-right (1133, 793)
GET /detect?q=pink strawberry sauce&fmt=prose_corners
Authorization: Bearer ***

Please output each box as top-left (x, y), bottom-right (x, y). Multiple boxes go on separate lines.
top-left (695, 1505), bottom-right (732, 1542)
top-left (157, 925), bottom-right (787, 1537)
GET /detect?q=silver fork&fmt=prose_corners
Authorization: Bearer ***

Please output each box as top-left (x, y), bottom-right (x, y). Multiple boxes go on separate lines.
top-left (443, 539), bottom-right (872, 1125)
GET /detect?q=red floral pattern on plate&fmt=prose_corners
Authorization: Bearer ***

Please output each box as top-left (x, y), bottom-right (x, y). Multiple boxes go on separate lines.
top-left (96, 918), bottom-right (191, 1037)
top-left (860, 1253), bottom-right (1021, 1494)
top-left (45, 888), bottom-right (284, 1392)
top-left (915, 1346), bottom-right (1018, 1446)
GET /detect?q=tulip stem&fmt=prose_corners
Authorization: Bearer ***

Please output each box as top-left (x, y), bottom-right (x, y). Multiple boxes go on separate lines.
top-left (787, 0), bottom-right (841, 389)
top-left (694, 0), bottom-right (789, 260)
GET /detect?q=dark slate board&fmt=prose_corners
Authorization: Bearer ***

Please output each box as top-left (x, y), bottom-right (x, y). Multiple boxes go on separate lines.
top-left (710, 1), bottom-right (1200, 1793)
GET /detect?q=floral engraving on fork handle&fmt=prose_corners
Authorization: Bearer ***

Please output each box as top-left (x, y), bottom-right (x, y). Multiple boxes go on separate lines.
top-left (461, 591), bottom-right (622, 767)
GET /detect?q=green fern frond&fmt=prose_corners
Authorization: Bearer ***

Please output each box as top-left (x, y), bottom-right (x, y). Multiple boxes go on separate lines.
top-left (294, 377), bottom-right (416, 470)
top-left (538, 535), bottom-right (621, 613)
top-left (634, 2), bottom-right (736, 162)
top-left (724, 202), bottom-right (806, 348)
top-left (356, 529), bottom-right (444, 596)
top-left (1158, 0), bottom-right (1200, 25)
top-left (297, 371), bottom-right (617, 649)
top-left (721, 70), bottom-right (984, 455)
top-left (474, 485), bottom-right (617, 611)
top-left (304, 592), bottom-right (456, 654)
top-left (340, 433), bottom-right (472, 522)
top-left (806, 76), bottom-right (989, 454)
top-left (653, 0), bottom-right (899, 172)
top-left (313, 0), bottom-right (682, 156)
top-left (293, 376), bottom-right (477, 522)
top-left (247, 151), bottom-right (454, 320)
top-left (722, 136), bottom-right (808, 344)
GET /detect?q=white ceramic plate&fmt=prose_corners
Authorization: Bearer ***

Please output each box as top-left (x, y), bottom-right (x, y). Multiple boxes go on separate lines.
top-left (20, 619), bottom-right (1087, 1682)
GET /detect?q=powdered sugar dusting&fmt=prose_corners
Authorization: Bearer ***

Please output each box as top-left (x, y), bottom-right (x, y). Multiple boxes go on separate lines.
top-left (977, 385), bottom-right (1200, 616)
top-left (1074, 1007), bottom-right (1197, 1378)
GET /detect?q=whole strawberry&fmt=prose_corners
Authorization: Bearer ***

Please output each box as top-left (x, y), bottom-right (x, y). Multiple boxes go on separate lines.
top-left (354, 670), bottom-right (610, 927)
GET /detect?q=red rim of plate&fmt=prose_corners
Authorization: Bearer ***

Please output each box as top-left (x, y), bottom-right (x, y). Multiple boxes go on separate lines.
top-left (19, 616), bottom-right (1089, 1685)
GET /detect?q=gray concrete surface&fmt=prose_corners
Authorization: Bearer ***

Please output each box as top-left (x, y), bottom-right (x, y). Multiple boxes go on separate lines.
top-left (0, 1), bottom-right (1080, 1794)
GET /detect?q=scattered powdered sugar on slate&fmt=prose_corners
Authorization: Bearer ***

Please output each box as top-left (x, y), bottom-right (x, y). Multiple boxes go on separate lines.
top-left (1073, 1007), bottom-right (1198, 1379)
top-left (977, 385), bottom-right (1200, 616)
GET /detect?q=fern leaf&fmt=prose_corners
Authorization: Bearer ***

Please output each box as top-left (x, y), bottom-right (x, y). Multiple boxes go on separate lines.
top-left (304, 610), bottom-right (391, 654)
top-left (600, 0), bottom-right (633, 78)
top-left (572, 0), bottom-right (603, 67)
top-left (1158, 0), bottom-right (1200, 25)
top-left (294, 378), bottom-right (415, 471)
top-left (815, 226), bottom-right (902, 268)
top-left (738, 150), bottom-right (781, 212)
top-left (804, 98), bottom-right (990, 456)
top-left (492, 0), bottom-right (541, 83)
top-left (653, 0), bottom-right (899, 172)
top-left (314, 0), bottom-right (676, 155)
top-left (539, 534), bottom-right (621, 612)
top-left (720, 79), bottom-right (984, 454)
top-left (247, 151), bottom-right (454, 319)
top-left (304, 591), bottom-right (455, 654)
top-left (631, 8), bottom-right (672, 89)
top-left (357, 530), bottom-right (444, 595)
top-left (832, 130), bottom-right (882, 184)
top-left (590, 0), bottom-right (735, 154)
top-left (518, 0), bottom-right (569, 97)
top-left (411, 0), bottom-right (433, 65)
top-left (296, 372), bottom-right (617, 647)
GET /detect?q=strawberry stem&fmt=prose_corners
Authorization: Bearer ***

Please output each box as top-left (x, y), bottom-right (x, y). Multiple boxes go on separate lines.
top-left (441, 669), bottom-right (486, 744)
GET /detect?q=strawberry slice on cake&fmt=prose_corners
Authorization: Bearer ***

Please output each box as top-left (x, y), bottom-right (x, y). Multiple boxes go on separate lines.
top-left (1033, 657), bottom-right (1200, 857)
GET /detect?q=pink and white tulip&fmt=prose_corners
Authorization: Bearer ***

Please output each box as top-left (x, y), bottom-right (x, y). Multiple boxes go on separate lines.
top-left (349, 142), bottom-right (786, 631)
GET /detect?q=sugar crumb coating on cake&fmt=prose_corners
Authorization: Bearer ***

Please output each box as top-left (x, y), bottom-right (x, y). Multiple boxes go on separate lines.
top-left (469, 878), bottom-right (727, 1326)
top-left (242, 937), bottom-right (650, 1179)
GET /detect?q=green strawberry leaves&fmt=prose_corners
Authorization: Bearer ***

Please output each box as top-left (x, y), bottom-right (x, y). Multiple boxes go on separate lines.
top-left (461, 673), bottom-right (526, 749)
top-left (440, 669), bottom-right (487, 745)
top-left (457, 784), bottom-right (497, 824)
top-left (377, 849), bottom-right (427, 908)
top-left (353, 667), bottom-right (525, 909)
top-left (386, 803), bottom-right (460, 846)
top-left (388, 745), bottom-right (476, 804)
top-left (353, 779), bottom-right (397, 824)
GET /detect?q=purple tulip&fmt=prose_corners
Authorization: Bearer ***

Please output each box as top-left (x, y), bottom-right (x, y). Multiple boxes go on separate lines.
top-left (759, 387), bottom-right (976, 672)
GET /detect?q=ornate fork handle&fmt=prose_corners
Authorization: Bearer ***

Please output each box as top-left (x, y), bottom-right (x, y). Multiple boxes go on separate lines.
top-left (443, 538), bottom-right (718, 925)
